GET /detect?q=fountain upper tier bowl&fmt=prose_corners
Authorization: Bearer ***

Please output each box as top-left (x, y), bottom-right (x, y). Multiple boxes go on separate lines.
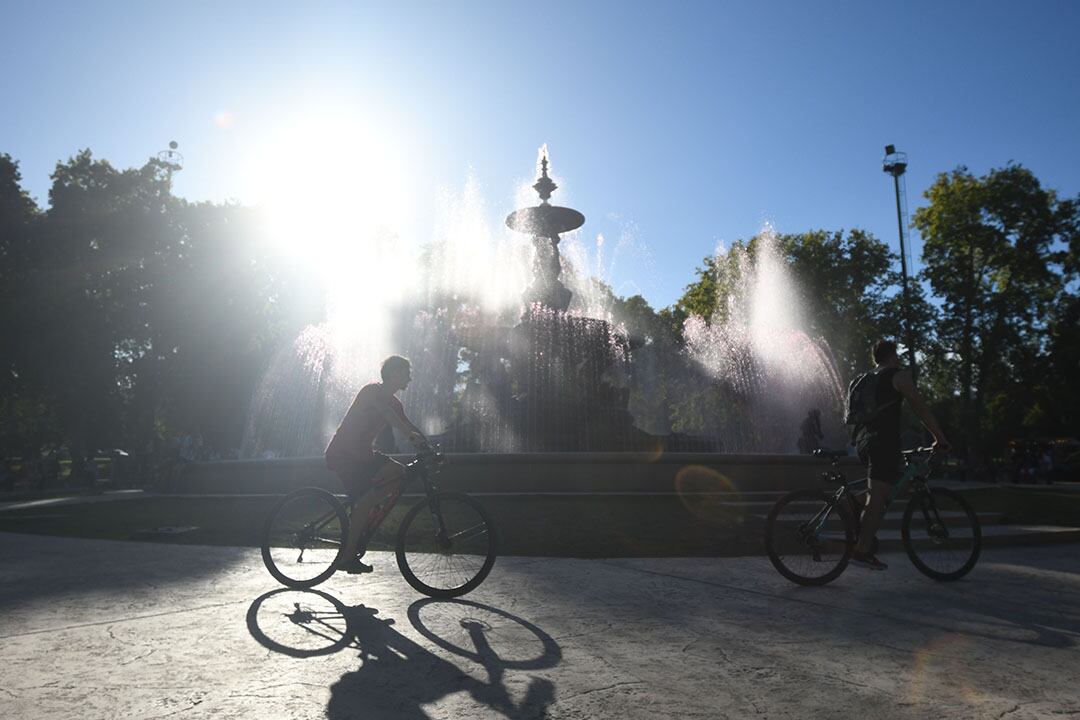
top-left (505, 205), bottom-right (585, 236)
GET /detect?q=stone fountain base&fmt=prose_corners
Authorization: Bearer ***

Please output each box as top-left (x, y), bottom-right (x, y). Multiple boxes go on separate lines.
top-left (171, 452), bottom-right (861, 496)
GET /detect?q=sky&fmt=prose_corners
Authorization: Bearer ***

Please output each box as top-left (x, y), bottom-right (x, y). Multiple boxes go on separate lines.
top-left (3, 0), bottom-right (1079, 309)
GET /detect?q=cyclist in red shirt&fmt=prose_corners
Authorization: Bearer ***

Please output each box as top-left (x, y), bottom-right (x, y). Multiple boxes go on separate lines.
top-left (325, 355), bottom-right (427, 573)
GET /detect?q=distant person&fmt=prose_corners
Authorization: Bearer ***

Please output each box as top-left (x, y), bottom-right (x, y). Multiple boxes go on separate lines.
top-left (1039, 445), bottom-right (1054, 484)
top-left (84, 455), bottom-right (98, 487)
top-left (325, 355), bottom-right (428, 574)
top-left (846, 340), bottom-right (950, 571)
top-left (44, 450), bottom-right (60, 487)
top-left (797, 408), bottom-right (824, 455)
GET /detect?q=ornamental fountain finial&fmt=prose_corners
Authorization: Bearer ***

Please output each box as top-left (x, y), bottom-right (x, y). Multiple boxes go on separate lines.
top-left (505, 146), bottom-right (585, 312)
top-left (533, 151), bottom-right (557, 205)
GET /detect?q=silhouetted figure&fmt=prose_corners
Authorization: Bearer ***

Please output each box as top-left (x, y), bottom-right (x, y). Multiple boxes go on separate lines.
top-left (847, 339), bottom-right (950, 571)
top-left (797, 408), bottom-right (824, 454)
top-left (325, 356), bottom-right (428, 574)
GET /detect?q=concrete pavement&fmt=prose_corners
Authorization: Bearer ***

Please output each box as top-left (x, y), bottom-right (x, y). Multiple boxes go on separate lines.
top-left (1, 532), bottom-right (1078, 719)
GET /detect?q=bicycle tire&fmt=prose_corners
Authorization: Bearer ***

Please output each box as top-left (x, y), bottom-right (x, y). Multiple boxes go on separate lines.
top-left (765, 489), bottom-right (855, 586)
top-left (396, 492), bottom-right (497, 598)
top-left (262, 487), bottom-right (349, 589)
top-left (902, 487), bottom-right (981, 581)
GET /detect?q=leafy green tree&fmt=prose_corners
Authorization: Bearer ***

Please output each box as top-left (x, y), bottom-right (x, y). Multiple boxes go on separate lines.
top-left (913, 164), bottom-right (1077, 456)
top-left (1, 148), bottom-right (313, 474)
top-left (667, 255), bottom-right (720, 334)
top-left (776, 229), bottom-right (911, 379)
top-left (0, 153), bottom-right (57, 458)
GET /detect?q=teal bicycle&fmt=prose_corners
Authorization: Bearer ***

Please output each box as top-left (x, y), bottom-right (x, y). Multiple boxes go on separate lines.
top-left (764, 447), bottom-right (981, 586)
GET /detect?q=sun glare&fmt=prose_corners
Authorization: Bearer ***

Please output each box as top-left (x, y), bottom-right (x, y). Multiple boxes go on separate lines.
top-left (245, 114), bottom-right (414, 284)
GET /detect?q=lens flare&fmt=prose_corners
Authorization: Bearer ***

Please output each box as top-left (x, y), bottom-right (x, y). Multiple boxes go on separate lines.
top-left (674, 465), bottom-right (743, 527)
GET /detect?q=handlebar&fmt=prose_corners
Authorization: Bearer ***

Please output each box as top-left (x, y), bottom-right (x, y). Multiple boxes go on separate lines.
top-left (412, 441), bottom-right (444, 464)
top-left (901, 446), bottom-right (936, 456)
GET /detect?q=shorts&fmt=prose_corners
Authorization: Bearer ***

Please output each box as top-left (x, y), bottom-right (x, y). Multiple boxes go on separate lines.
top-left (332, 452), bottom-right (394, 499)
top-left (856, 436), bottom-right (902, 487)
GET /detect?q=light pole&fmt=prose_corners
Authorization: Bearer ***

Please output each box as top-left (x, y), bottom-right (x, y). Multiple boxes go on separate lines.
top-left (156, 140), bottom-right (184, 180)
top-left (883, 144), bottom-right (917, 374)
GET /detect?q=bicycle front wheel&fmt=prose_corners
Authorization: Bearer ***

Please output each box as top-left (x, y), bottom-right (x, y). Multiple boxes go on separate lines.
top-left (764, 489), bottom-right (855, 586)
top-left (396, 492), bottom-right (497, 598)
top-left (262, 488), bottom-right (349, 589)
top-left (902, 487), bottom-right (981, 581)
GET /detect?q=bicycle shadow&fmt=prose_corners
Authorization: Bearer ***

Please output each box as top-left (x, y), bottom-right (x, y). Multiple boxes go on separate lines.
top-left (246, 589), bottom-right (561, 719)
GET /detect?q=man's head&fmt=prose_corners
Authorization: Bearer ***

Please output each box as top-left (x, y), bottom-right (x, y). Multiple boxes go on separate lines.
top-left (380, 355), bottom-right (412, 391)
top-left (872, 339), bottom-right (899, 366)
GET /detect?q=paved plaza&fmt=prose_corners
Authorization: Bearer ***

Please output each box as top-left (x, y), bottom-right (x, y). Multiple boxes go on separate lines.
top-left (1, 531), bottom-right (1078, 719)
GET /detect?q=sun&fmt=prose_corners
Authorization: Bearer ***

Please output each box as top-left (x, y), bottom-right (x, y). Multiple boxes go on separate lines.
top-left (245, 112), bottom-right (414, 281)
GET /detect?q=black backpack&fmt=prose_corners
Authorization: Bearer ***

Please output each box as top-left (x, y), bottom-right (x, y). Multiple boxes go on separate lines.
top-left (844, 369), bottom-right (898, 441)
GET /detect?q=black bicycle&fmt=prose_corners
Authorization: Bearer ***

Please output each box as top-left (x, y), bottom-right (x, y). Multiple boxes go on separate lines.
top-left (261, 444), bottom-right (497, 598)
top-left (764, 447), bottom-right (981, 586)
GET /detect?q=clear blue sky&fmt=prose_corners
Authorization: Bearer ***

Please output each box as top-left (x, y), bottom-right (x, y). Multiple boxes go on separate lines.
top-left (3, 0), bottom-right (1078, 308)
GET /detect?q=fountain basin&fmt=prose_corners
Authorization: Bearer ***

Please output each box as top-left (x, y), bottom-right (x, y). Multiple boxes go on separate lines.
top-left (505, 205), bottom-right (585, 235)
top-left (172, 452), bottom-right (862, 495)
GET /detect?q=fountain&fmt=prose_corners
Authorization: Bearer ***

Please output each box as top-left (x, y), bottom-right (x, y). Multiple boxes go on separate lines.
top-left (187, 147), bottom-right (856, 497)
top-left (402, 151), bottom-right (720, 453)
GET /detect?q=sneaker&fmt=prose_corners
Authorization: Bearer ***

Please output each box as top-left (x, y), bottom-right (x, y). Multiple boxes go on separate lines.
top-left (336, 556), bottom-right (374, 574)
top-left (850, 550), bottom-right (888, 571)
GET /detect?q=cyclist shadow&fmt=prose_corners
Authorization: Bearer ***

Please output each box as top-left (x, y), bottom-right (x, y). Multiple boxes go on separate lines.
top-left (246, 589), bottom-right (561, 719)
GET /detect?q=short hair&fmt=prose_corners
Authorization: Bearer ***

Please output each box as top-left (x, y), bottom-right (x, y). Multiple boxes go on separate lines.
top-left (380, 355), bottom-right (411, 381)
top-left (872, 340), bottom-right (898, 364)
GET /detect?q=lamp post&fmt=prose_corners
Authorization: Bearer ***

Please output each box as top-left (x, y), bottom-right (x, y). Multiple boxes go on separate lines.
top-left (156, 140), bottom-right (184, 179)
top-left (883, 144), bottom-right (917, 374)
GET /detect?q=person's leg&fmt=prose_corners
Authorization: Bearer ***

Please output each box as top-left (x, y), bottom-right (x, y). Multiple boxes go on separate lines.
top-left (855, 479), bottom-right (893, 554)
top-left (341, 459), bottom-right (406, 559)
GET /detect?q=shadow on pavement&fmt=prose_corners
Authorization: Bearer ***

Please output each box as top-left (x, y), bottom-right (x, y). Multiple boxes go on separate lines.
top-left (0, 531), bottom-right (251, 611)
top-left (246, 589), bottom-right (561, 719)
top-left (856, 562), bottom-right (1080, 650)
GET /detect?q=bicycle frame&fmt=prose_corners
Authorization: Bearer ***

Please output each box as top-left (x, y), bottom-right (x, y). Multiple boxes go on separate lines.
top-left (808, 451), bottom-right (932, 541)
top-left (351, 449), bottom-right (463, 551)
top-left (293, 452), bottom-right (444, 556)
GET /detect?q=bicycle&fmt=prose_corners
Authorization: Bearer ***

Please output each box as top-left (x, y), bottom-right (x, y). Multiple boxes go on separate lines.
top-left (261, 444), bottom-right (497, 598)
top-left (764, 447), bottom-right (981, 586)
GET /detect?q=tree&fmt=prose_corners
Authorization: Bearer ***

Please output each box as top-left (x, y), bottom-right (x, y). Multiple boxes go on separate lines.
top-left (666, 255), bottom-right (720, 334)
top-left (0, 153), bottom-right (57, 458)
top-left (913, 164), bottom-right (1077, 456)
top-left (0, 148), bottom-right (313, 473)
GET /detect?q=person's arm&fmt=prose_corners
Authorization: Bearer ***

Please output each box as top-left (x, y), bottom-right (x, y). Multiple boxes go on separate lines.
top-left (379, 400), bottom-right (427, 445)
top-left (893, 370), bottom-right (950, 450)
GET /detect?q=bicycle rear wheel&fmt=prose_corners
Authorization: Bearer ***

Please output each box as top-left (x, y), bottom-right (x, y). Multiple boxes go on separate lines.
top-left (902, 487), bottom-right (981, 581)
top-left (765, 489), bottom-right (855, 586)
top-left (396, 492), bottom-right (496, 598)
top-left (262, 488), bottom-right (349, 589)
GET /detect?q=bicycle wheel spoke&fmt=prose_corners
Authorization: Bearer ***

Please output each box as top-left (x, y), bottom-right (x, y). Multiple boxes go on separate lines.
top-left (397, 493), bottom-right (495, 597)
top-left (263, 490), bottom-right (347, 587)
top-left (765, 490), bottom-right (853, 586)
top-left (448, 523), bottom-right (489, 543)
top-left (903, 488), bottom-right (981, 581)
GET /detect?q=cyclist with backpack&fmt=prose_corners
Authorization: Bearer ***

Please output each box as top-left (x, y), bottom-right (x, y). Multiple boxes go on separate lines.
top-left (845, 340), bottom-right (950, 570)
